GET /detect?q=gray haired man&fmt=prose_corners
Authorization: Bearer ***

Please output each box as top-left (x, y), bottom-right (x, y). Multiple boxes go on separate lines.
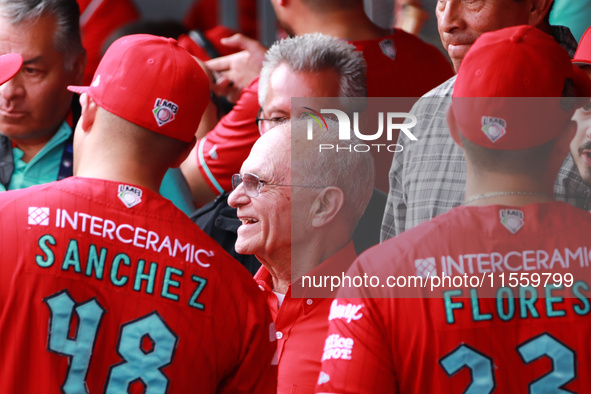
top-left (229, 118), bottom-right (374, 393)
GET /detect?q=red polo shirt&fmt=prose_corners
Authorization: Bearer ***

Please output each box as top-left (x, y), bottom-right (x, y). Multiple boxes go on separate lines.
top-left (254, 242), bottom-right (357, 394)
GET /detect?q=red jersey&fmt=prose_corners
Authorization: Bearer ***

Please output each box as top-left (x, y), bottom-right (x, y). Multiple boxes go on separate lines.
top-left (0, 177), bottom-right (276, 393)
top-left (255, 242), bottom-right (357, 394)
top-left (317, 202), bottom-right (591, 393)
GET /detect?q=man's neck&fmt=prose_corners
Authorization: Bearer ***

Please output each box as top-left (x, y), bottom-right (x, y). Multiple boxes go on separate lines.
top-left (464, 191), bottom-right (553, 206)
top-left (258, 254), bottom-right (292, 295)
top-left (76, 155), bottom-right (165, 194)
top-left (259, 231), bottom-right (351, 295)
top-left (76, 171), bottom-right (163, 194)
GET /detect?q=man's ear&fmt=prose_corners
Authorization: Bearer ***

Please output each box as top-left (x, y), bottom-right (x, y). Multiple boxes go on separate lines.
top-left (528, 0), bottom-right (553, 27)
top-left (171, 136), bottom-right (197, 168)
top-left (310, 187), bottom-right (345, 228)
top-left (79, 93), bottom-right (98, 133)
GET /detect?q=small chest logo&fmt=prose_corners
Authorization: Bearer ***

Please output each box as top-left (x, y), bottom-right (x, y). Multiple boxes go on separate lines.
top-left (481, 116), bottom-right (507, 143)
top-left (379, 39), bottom-right (397, 60)
top-left (500, 209), bottom-right (524, 234)
top-left (153, 98), bottom-right (179, 127)
top-left (118, 184), bottom-right (142, 208)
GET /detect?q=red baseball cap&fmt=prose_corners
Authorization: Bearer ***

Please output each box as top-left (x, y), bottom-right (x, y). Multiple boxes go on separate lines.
top-left (448, 25), bottom-right (591, 150)
top-left (573, 27), bottom-right (591, 66)
top-left (0, 53), bottom-right (22, 85)
top-left (68, 34), bottom-right (210, 142)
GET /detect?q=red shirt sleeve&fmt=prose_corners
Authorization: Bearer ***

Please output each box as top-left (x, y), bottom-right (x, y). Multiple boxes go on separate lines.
top-left (196, 78), bottom-right (261, 194)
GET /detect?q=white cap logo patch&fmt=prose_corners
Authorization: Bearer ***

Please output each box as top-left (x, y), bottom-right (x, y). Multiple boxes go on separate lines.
top-left (481, 116), bottom-right (507, 143)
top-left (28, 207), bottom-right (50, 226)
top-left (379, 39), bottom-right (397, 60)
top-left (118, 184), bottom-right (142, 208)
top-left (153, 98), bottom-right (179, 127)
top-left (500, 209), bottom-right (524, 234)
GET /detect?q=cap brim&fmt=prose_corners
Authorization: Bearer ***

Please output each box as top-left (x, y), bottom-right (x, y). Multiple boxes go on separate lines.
top-left (67, 85), bottom-right (91, 94)
top-left (0, 53), bottom-right (22, 85)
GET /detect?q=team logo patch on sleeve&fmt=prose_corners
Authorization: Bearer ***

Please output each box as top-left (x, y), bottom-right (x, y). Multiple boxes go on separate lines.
top-left (379, 39), bottom-right (397, 60)
top-left (153, 98), bottom-right (178, 127)
top-left (118, 184), bottom-right (142, 208)
top-left (481, 116), bottom-right (507, 143)
top-left (28, 207), bottom-right (50, 226)
top-left (208, 145), bottom-right (218, 160)
top-left (500, 209), bottom-right (524, 234)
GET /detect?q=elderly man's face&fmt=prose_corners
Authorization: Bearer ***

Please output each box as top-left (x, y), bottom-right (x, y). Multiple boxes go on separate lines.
top-left (570, 103), bottom-right (591, 186)
top-left (436, 0), bottom-right (533, 71)
top-left (0, 13), bottom-right (84, 144)
top-left (228, 128), bottom-right (293, 261)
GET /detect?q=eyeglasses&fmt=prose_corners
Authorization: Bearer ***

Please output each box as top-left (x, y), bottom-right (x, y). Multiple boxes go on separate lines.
top-left (255, 108), bottom-right (288, 134)
top-left (232, 173), bottom-right (324, 198)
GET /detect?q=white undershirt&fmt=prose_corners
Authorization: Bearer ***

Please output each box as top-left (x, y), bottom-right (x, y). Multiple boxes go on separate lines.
top-left (273, 291), bottom-right (286, 308)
